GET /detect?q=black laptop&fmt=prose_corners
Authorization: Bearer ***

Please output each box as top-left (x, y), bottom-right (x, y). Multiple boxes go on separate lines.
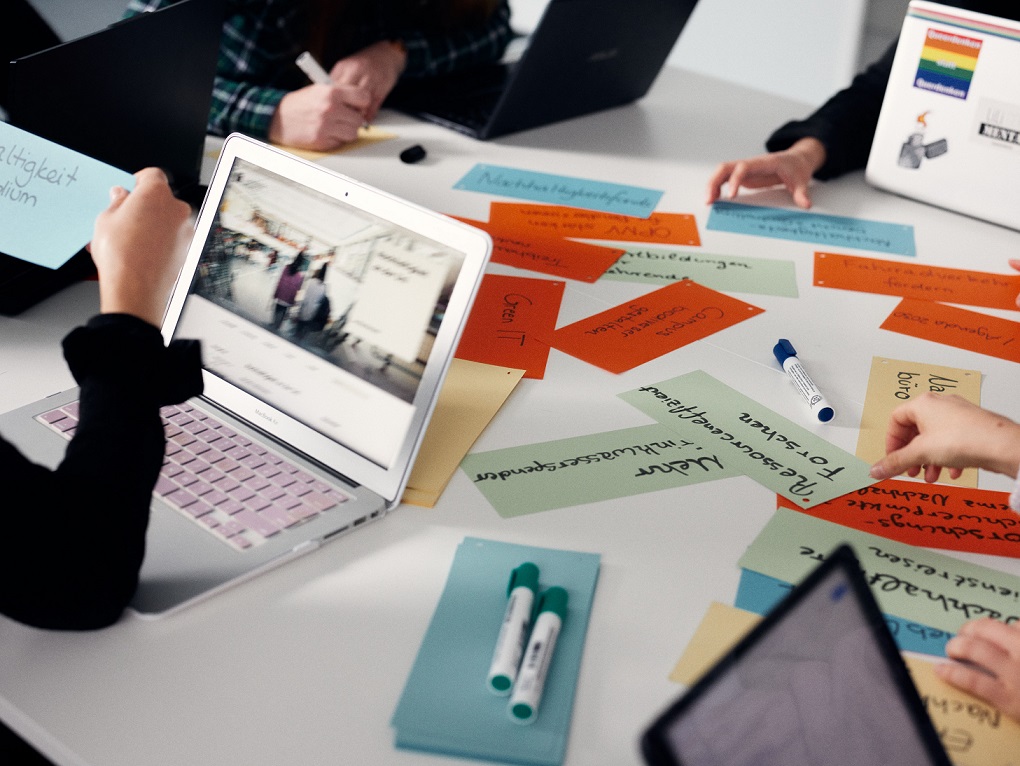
top-left (0, 0), bottom-right (222, 315)
top-left (641, 545), bottom-right (953, 766)
top-left (387, 0), bottom-right (698, 140)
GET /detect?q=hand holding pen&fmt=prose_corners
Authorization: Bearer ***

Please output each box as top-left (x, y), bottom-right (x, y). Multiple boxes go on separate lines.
top-left (266, 52), bottom-right (372, 151)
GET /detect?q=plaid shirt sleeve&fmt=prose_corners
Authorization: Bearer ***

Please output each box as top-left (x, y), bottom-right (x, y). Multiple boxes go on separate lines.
top-left (390, 1), bottom-right (514, 79)
top-left (124, 0), bottom-right (513, 137)
top-left (125, 0), bottom-right (299, 139)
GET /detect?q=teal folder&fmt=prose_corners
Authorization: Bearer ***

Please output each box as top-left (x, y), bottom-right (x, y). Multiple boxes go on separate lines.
top-left (391, 537), bottom-right (601, 765)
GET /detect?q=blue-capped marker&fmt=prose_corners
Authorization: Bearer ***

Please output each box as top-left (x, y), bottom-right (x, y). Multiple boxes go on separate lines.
top-left (487, 562), bottom-right (540, 695)
top-left (773, 339), bottom-right (835, 423)
top-left (508, 586), bottom-right (568, 724)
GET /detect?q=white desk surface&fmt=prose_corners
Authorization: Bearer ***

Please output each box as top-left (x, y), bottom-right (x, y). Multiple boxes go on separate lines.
top-left (2, 67), bottom-right (1020, 766)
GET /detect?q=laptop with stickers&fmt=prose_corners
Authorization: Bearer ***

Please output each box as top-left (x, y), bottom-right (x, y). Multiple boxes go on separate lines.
top-left (866, 1), bottom-right (1020, 230)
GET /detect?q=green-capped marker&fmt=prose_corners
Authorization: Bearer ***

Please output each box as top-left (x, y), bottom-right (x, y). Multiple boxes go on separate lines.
top-left (487, 562), bottom-right (541, 695)
top-left (508, 586), bottom-right (568, 723)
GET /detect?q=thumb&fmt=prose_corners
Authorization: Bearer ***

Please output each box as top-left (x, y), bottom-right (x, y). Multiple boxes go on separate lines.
top-left (107, 185), bottom-right (130, 210)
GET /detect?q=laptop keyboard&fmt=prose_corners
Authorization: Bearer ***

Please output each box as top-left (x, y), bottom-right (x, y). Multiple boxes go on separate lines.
top-left (36, 401), bottom-right (350, 551)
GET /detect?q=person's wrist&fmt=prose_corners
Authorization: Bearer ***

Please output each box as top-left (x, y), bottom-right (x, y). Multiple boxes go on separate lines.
top-left (790, 137), bottom-right (827, 175)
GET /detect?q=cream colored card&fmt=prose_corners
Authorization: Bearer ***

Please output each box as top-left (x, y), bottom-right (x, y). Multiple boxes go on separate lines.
top-left (670, 602), bottom-right (1020, 766)
top-left (857, 357), bottom-right (982, 487)
top-left (402, 359), bottom-right (525, 508)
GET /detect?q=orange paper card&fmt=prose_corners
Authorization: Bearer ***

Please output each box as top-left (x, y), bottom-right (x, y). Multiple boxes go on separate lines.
top-left (881, 298), bottom-right (1020, 363)
top-left (778, 479), bottom-right (1020, 558)
top-left (451, 216), bottom-right (624, 282)
top-left (455, 273), bottom-right (564, 379)
top-left (488, 202), bottom-right (701, 246)
top-left (815, 251), bottom-right (1020, 310)
top-left (546, 280), bottom-right (763, 373)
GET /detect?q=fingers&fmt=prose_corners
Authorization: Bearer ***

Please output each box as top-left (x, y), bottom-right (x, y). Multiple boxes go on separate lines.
top-left (789, 181), bottom-right (813, 210)
top-left (705, 162), bottom-right (736, 204)
top-left (938, 619), bottom-right (1020, 715)
top-left (935, 660), bottom-right (1006, 709)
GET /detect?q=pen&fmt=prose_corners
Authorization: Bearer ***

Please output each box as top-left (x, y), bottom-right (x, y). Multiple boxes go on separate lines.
top-left (296, 50), bottom-right (332, 85)
top-left (487, 562), bottom-right (540, 695)
top-left (508, 586), bottom-right (568, 724)
top-left (773, 338), bottom-right (835, 423)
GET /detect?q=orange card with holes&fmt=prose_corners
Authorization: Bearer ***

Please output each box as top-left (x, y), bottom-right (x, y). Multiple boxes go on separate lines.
top-left (777, 479), bottom-right (1020, 558)
top-left (451, 216), bottom-right (623, 282)
top-left (455, 273), bottom-right (564, 379)
top-left (880, 298), bottom-right (1020, 363)
top-left (487, 202), bottom-right (701, 246)
top-left (545, 279), bottom-right (763, 373)
top-left (814, 251), bottom-right (1020, 311)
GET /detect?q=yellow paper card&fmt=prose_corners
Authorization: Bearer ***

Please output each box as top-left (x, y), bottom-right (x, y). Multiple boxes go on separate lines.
top-left (857, 357), bottom-right (982, 487)
top-left (273, 125), bottom-right (398, 160)
top-left (402, 359), bottom-right (525, 508)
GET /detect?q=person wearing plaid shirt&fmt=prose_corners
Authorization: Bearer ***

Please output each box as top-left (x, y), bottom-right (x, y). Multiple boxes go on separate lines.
top-left (124, 0), bottom-right (512, 150)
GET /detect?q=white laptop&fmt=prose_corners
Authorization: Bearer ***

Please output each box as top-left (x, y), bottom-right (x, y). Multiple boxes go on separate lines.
top-left (866, 0), bottom-right (1020, 230)
top-left (0, 134), bottom-right (491, 616)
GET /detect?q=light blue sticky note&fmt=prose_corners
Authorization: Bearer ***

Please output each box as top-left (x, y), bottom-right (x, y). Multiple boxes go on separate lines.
top-left (735, 567), bottom-right (953, 656)
top-left (0, 121), bottom-right (135, 269)
top-left (454, 163), bottom-right (663, 218)
top-left (392, 537), bottom-right (600, 766)
top-left (707, 201), bottom-right (916, 257)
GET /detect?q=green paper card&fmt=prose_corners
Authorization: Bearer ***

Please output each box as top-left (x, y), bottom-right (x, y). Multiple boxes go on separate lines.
top-left (461, 423), bottom-right (740, 517)
top-left (392, 537), bottom-right (600, 766)
top-left (602, 247), bottom-right (799, 298)
top-left (739, 508), bottom-right (1020, 634)
top-left (619, 370), bottom-right (875, 507)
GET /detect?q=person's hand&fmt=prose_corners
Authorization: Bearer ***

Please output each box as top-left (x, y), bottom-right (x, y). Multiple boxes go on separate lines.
top-left (330, 40), bottom-right (407, 122)
top-left (869, 393), bottom-right (1020, 483)
top-left (937, 618), bottom-right (1020, 722)
top-left (268, 83), bottom-right (373, 150)
top-left (706, 137), bottom-right (827, 210)
top-left (89, 167), bottom-right (192, 328)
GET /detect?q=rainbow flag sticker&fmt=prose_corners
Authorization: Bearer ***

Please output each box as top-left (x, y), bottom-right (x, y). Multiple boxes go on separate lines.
top-left (914, 27), bottom-right (982, 100)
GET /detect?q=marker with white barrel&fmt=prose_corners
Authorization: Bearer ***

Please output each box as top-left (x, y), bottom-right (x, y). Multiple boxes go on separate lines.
top-left (773, 338), bottom-right (835, 423)
top-left (508, 586), bottom-right (568, 724)
top-left (487, 562), bottom-right (540, 695)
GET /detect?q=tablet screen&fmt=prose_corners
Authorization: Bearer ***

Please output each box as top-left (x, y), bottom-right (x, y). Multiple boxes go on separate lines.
top-left (642, 547), bottom-right (949, 766)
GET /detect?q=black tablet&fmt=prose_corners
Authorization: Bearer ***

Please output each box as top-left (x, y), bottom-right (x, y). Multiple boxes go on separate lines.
top-left (641, 544), bottom-right (952, 766)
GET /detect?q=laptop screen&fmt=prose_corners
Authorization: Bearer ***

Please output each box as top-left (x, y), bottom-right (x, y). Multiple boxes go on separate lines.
top-left (642, 546), bottom-right (950, 766)
top-left (172, 154), bottom-right (468, 472)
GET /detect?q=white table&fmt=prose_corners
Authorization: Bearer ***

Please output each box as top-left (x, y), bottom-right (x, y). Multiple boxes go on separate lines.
top-left (2, 66), bottom-right (1019, 766)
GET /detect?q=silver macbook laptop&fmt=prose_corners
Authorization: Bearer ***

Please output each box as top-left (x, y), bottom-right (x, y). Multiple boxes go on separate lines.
top-left (866, 0), bottom-right (1020, 230)
top-left (0, 134), bottom-right (491, 616)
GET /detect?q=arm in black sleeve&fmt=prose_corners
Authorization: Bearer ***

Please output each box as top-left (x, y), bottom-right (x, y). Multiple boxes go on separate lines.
top-left (766, 41), bottom-right (896, 180)
top-left (0, 315), bottom-right (202, 630)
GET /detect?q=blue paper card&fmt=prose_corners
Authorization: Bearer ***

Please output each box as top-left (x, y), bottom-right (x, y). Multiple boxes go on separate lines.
top-left (391, 537), bottom-right (601, 766)
top-left (0, 121), bottom-right (135, 269)
top-left (707, 201), bottom-right (916, 257)
top-left (454, 163), bottom-right (663, 218)
top-left (734, 567), bottom-right (952, 656)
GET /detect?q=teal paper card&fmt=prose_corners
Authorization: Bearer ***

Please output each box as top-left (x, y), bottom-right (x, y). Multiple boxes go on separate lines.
top-left (707, 201), bottom-right (916, 257)
top-left (454, 164), bottom-right (663, 218)
top-left (392, 537), bottom-right (600, 766)
top-left (0, 121), bottom-right (135, 269)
